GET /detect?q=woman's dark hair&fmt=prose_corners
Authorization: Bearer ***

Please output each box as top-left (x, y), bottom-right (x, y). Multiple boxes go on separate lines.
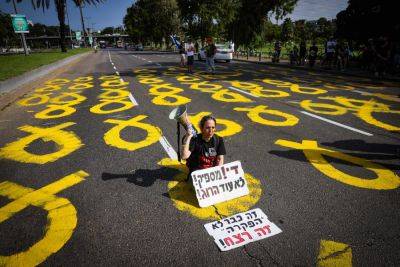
top-left (199, 115), bottom-right (216, 129)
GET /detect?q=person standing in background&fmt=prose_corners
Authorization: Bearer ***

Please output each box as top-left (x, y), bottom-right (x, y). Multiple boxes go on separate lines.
top-left (205, 37), bottom-right (217, 74)
top-left (179, 41), bottom-right (186, 67)
top-left (186, 39), bottom-right (195, 74)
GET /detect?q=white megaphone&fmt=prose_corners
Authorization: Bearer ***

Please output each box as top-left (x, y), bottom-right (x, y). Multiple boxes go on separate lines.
top-left (169, 105), bottom-right (197, 137)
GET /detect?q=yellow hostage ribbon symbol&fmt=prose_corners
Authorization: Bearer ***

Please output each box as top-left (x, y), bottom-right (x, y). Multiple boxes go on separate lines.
top-left (0, 171), bottom-right (88, 266)
top-left (234, 105), bottom-right (299, 127)
top-left (275, 139), bottom-right (400, 190)
top-left (0, 122), bottom-right (83, 164)
top-left (104, 115), bottom-right (161, 151)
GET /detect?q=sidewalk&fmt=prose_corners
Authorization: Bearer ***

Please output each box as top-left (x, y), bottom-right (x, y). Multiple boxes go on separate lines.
top-left (233, 54), bottom-right (400, 83)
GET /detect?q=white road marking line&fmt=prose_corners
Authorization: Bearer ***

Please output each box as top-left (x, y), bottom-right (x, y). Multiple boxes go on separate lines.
top-left (108, 50), bottom-right (112, 62)
top-left (120, 78), bottom-right (124, 83)
top-left (128, 93), bottom-right (139, 106)
top-left (228, 86), bottom-right (259, 98)
top-left (111, 62), bottom-right (114, 66)
top-left (159, 136), bottom-right (178, 160)
top-left (115, 71), bottom-right (120, 75)
top-left (113, 66), bottom-right (117, 70)
top-left (354, 90), bottom-right (371, 95)
top-left (148, 60), bottom-right (152, 63)
top-left (287, 101), bottom-right (300, 104)
top-left (300, 111), bottom-right (373, 136)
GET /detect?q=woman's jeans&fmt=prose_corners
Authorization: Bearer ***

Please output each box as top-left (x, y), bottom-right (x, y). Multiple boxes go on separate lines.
top-left (206, 56), bottom-right (215, 72)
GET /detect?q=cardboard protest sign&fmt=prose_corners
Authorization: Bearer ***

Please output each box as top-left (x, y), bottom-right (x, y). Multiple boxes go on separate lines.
top-left (204, 208), bottom-right (282, 251)
top-left (191, 161), bottom-right (249, 208)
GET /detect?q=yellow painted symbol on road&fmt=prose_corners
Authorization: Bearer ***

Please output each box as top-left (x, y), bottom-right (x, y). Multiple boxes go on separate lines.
top-left (357, 102), bottom-right (400, 131)
top-left (234, 105), bottom-right (299, 126)
top-left (18, 93), bottom-right (52, 107)
top-left (290, 84), bottom-right (327, 95)
top-left (90, 98), bottom-right (135, 114)
top-left (211, 89), bottom-right (253, 103)
top-left (49, 92), bottom-right (87, 106)
top-left (177, 75), bottom-right (201, 83)
top-left (139, 78), bottom-right (164, 84)
top-left (45, 78), bottom-right (70, 85)
top-left (189, 112), bottom-right (243, 137)
top-left (252, 87), bottom-right (290, 98)
top-left (98, 89), bottom-right (130, 100)
top-left (148, 83), bottom-right (182, 95)
top-left (35, 85), bottom-right (62, 93)
top-left (0, 170), bottom-right (88, 266)
top-left (0, 122), bottom-right (83, 164)
top-left (35, 104), bottom-right (76, 119)
top-left (147, 84), bottom-right (191, 106)
top-left (99, 75), bottom-right (120, 80)
top-left (104, 115), bottom-right (161, 151)
top-left (73, 76), bottom-right (93, 82)
top-left (367, 93), bottom-right (400, 103)
top-left (230, 81), bottom-right (259, 90)
top-left (68, 82), bottom-right (93, 90)
top-left (275, 139), bottom-right (400, 190)
top-left (100, 80), bottom-right (129, 88)
top-left (300, 100), bottom-right (348, 116)
top-left (262, 78), bottom-right (292, 88)
top-left (317, 240), bottom-right (352, 267)
top-left (159, 158), bottom-right (262, 220)
top-left (189, 82), bottom-right (222, 93)
top-left (319, 96), bottom-right (389, 111)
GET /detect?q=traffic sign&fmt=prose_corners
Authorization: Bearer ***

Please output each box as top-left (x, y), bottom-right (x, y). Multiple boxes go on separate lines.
top-left (75, 31), bottom-right (82, 41)
top-left (11, 14), bottom-right (29, 33)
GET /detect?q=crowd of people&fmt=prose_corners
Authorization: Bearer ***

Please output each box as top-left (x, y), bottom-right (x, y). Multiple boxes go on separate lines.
top-left (284, 36), bottom-right (400, 77)
top-left (178, 37), bottom-right (217, 74)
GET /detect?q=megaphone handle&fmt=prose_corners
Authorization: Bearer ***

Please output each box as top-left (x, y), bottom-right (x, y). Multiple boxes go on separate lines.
top-left (177, 122), bottom-right (181, 162)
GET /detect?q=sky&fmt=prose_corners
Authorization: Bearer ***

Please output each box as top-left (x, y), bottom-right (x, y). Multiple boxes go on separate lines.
top-left (0, 0), bottom-right (348, 31)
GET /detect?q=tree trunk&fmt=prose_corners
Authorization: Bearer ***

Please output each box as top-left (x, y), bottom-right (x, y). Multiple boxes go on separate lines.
top-left (56, 0), bottom-right (67, 52)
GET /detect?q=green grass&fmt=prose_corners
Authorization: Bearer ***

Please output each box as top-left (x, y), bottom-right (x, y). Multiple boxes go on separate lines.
top-left (0, 48), bottom-right (92, 81)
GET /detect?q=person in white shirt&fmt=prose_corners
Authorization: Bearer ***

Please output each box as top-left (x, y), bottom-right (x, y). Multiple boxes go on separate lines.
top-left (186, 39), bottom-right (195, 73)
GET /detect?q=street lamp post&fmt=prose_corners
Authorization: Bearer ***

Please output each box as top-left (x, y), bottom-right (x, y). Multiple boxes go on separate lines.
top-left (11, 0), bottom-right (29, 55)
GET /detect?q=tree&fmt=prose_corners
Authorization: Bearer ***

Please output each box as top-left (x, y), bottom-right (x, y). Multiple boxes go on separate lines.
top-left (8, 0), bottom-right (103, 52)
top-left (177, 0), bottom-right (239, 41)
top-left (0, 10), bottom-right (18, 47)
top-left (227, 0), bottom-right (298, 48)
top-left (124, 0), bottom-right (180, 45)
top-left (336, 0), bottom-right (399, 41)
top-left (101, 27), bottom-right (114, 35)
top-left (280, 18), bottom-right (293, 42)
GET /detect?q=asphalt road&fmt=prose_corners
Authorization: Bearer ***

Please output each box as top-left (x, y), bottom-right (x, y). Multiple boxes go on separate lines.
top-left (1, 48), bottom-right (400, 266)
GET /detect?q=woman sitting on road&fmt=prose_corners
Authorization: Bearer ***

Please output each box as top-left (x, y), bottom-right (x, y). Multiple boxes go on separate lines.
top-left (181, 115), bottom-right (226, 182)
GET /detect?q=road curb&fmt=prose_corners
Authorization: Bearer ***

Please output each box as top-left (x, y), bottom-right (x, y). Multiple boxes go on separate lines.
top-left (0, 51), bottom-right (92, 94)
top-left (233, 58), bottom-right (400, 83)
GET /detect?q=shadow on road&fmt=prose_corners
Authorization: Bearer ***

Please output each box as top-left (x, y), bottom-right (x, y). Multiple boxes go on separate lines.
top-left (269, 139), bottom-right (400, 171)
top-left (101, 167), bottom-right (178, 187)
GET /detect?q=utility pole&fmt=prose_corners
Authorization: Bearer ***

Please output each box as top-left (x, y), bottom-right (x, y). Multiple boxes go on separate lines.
top-left (65, 0), bottom-right (74, 49)
top-left (11, 0), bottom-right (29, 55)
top-left (78, 1), bottom-right (87, 47)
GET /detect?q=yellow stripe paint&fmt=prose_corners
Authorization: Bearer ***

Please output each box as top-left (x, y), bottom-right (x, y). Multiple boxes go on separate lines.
top-left (317, 240), bottom-right (352, 267)
top-left (0, 170), bottom-right (88, 266)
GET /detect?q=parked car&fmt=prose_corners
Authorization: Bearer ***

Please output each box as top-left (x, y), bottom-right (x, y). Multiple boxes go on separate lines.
top-left (197, 43), bottom-right (233, 62)
top-left (99, 41), bottom-right (107, 49)
top-left (135, 44), bottom-right (143, 51)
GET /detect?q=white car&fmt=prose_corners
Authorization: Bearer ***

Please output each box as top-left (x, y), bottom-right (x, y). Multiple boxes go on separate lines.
top-left (198, 44), bottom-right (233, 62)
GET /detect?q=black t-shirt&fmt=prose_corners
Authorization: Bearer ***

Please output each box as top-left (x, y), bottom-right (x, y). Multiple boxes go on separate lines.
top-left (185, 134), bottom-right (226, 172)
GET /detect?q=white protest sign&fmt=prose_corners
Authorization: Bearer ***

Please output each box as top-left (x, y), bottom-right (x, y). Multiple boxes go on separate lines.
top-left (191, 161), bottom-right (249, 208)
top-left (204, 208), bottom-right (282, 251)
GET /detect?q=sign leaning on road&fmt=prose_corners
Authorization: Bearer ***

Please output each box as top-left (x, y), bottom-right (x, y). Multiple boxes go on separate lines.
top-left (191, 161), bottom-right (249, 208)
top-left (11, 14), bottom-right (29, 33)
top-left (204, 208), bottom-right (282, 251)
